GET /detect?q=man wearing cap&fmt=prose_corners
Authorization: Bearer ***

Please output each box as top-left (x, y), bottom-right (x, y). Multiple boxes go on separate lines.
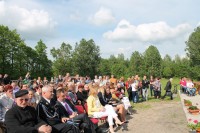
top-left (37, 85), bottom-right (80, 133)
top-left (5, 90), bottom-right (52, 133)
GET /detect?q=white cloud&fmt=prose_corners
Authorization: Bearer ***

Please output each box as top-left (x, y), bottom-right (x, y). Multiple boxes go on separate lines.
top-left (0, 1), bottom-right (57, 40)
top-left (89, 7), bottom-right (115, 26)
top-left (103, 19), bottom-right (192, 42)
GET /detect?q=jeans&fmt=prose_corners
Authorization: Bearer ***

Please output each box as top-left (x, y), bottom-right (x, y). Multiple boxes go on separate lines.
top-left (132, 91), bottom-right (139, 103)
top-left (150, 85), bottom-right (154, 97)
top-left (142, 88), bottom-right (148, 101)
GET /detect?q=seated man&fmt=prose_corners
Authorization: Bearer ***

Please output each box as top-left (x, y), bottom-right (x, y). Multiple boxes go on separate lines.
top-left (37, 85), bottom-right (80, 133)
top-left (5, 90), bottom-right (52, 133)
top-left (55, 89), bottom-right (98, 133)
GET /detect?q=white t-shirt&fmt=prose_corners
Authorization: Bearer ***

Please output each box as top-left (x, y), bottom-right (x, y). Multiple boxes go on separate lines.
top-left (131, 82), bottom-right (137, 91)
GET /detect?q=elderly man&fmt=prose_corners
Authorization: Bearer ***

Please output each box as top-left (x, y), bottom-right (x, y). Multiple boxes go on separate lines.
top-left (162, 78), bottom-right (173, 100)
top-left (37, 85), bottom-right (80, 133)
top-left (5, 90), bottom-right (52, 133)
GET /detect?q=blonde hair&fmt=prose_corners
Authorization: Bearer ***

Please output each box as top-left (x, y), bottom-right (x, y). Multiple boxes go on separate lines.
top-left (89, 87), bottom-right (98, 96)
top-left (98, 87), bottom-right (105, 94)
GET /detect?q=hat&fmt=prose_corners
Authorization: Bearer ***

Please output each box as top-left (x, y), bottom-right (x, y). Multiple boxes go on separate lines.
top-left (15, 90), bottom-right (28, 98)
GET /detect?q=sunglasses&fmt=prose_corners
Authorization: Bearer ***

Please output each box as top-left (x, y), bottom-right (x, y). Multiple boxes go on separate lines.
top-left (19, 98), bottom-right (29, 102)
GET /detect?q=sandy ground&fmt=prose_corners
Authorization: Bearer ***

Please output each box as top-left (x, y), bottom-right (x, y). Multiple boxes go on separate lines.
top-left (114, 101), bottom-right (188, 133)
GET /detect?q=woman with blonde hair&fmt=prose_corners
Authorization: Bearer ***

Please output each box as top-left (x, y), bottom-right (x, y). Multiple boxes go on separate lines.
top-left (98, 87), bottom-right (127, 123)
top-left (87, 87), bottom-right (124, 133)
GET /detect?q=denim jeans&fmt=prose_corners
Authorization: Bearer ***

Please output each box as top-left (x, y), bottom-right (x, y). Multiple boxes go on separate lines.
top-left (132, 91), bottom-right (138, 103)
top-left (150, 85), bottom-right (154, 97)
top-left (142, 88), bottom-right (148, 101)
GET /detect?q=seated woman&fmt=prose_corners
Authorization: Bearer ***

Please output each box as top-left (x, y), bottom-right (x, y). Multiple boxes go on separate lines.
top-left (103, 87), bottom-right (127, 123)
top-left (28, 89), bottom-right (36, 108)
top-left (87, 87), bottom-right (124, 133)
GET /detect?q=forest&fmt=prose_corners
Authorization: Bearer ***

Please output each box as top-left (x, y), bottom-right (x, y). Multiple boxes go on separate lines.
top-left (0, 25), bottom-right (200, 80)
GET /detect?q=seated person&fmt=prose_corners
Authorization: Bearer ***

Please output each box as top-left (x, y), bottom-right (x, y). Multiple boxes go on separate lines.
top-left (37, 85), bottom-right (81, 133)
top-left (5, 90), bottom-right (52, 133)
top-left (0, 85), bottom-right (14, 122)
top-left (186, 79), bottom-right (196, 96)
top-left (76, 84), bottom-right (87, 104)
top-left (87, 87), bottom-right (124, 133)
top-left (55, 89), bottom-right (98, 133)
top-left (28, 89), bottom-right (36, 108)
top-left (98, 87), bottom-right (127, 123)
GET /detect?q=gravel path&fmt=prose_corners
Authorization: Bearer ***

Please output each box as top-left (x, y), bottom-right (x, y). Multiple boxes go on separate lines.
top-left (115, 101), bottom-right (188, 133)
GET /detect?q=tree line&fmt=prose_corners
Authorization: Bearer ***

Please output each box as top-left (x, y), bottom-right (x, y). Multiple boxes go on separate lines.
top-left (0, 25), bottom-right (200, 80)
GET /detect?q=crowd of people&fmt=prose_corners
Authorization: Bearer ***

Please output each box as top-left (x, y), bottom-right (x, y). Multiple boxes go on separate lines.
top-left (0, 72), bottom-right (180, 133)
top-left (0, 73), bottom-right (133, 133)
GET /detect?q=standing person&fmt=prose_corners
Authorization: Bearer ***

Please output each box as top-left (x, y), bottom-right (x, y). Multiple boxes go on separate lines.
top-left (131, 81), bottom-right (138, 103)
top-left (154, 77), bottom-right (161, 99)
top-left (35, 85), bottom-right (42, 104)
top-left (5, 90), bottom-right (52, 133)
top-left (162, 78), bottom-right (173, 100)
top-left (0, 85), bottom-right (14, 122)
top-left (37, 85), bottom-right (80, 133)
top-left (142, 75), bottom-right (150, 101)
top-left (28, 89), bottom-right (36, 108)
top-left (149, 76), bottom-right (154, 97)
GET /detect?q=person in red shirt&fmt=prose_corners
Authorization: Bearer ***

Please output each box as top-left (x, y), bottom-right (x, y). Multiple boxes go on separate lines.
top-left (180, 77), bottom-right (187, 94)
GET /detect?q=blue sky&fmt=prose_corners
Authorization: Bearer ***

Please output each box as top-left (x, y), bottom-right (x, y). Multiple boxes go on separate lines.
top-left (0, 0), bottom-right (200, 59)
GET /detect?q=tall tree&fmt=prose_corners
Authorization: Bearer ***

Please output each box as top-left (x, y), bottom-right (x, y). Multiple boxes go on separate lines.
top-left (35, 40), bottom-right (52, 78)
top-left (143, 45), bottom-right (162, 77)
top-left (162, 54), bottom-right (173, 78)
top-left (129, 51), bottom-right (144, 77)
top-left (72, 39), bottom-right (100, 78)
top-left (51, 42), bottom-right (72, 76)
top-left (186, 26), bottom-right (200, 66)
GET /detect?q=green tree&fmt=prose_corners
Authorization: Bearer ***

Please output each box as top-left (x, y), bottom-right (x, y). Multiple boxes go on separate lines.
top-left (35, 40), bottom-right (52, 78)
top-left (72, 39), bottom-right (100, 78)
top-left (129, 51), bottom-right (144, 76)
top-left (51, 42), bottom-right (72, 76)
top-left (186, 27), bottom-right (200, 66)
top-left (143, 45), bottom-right (162, 77)
top-left (162, 54), bottom-right (173, 78)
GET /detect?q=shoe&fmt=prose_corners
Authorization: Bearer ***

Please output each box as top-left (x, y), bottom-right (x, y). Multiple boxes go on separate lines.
top-left (123, 120), bottom-right (129, 123)
top-left (115, 121), bottom-right (125, 127)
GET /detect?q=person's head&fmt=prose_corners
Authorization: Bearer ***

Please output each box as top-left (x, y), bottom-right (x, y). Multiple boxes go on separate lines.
top-left (42, 85), bottom-right (54, 100)
top-left (22, 84), bottom-right (28, 90)
top-left (143, 75), bottom-right (147, 80)
top-left (15, 90), bottom-right (29, 108)
top-left (135, 75), bottom-right (138, 80)
top-left (169, 78), bottom-right (173, 82)
top-left (84, 84), bottom-right (89, 91)
top-left (4, 85), bottom-right (13, 96)
top-left (44, 77), bottom-right (47, 80)
top-left (78, 84), bottom-right (84, 92)
top-left (11, 82), bottom-right (17, 88)
top-left (38, 77), bottom-right (41, 80)
top-left (0, 74), bottom-right (2, 78)
top-left (105, 87), bottom-right (110, 94)
top-left (111, 75), bottom-right (114, 78)
top-left (68, 82), bottom-right (75, 91)
top-left (89, 87), bottom-right (98, 96)
top-left (56, 89), bottom-right (66, 102)
top-left (0, 85), bottom-right (4, 93)
top-left (28, 89), bottom-right (35, 99)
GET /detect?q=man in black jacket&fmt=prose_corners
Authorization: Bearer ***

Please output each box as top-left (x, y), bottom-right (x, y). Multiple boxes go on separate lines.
top-left (5, 90), bottom-right (52, 133)
top-left (162, 78), bottom-right (173, 100)
top-left (55, 89), bottom-right (98, 133)
top-left (37, 85), bottom-right (80, 133)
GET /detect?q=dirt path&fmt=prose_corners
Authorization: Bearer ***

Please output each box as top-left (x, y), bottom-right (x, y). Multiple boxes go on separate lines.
top-left (116, 101), bottom-right (188, 133)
